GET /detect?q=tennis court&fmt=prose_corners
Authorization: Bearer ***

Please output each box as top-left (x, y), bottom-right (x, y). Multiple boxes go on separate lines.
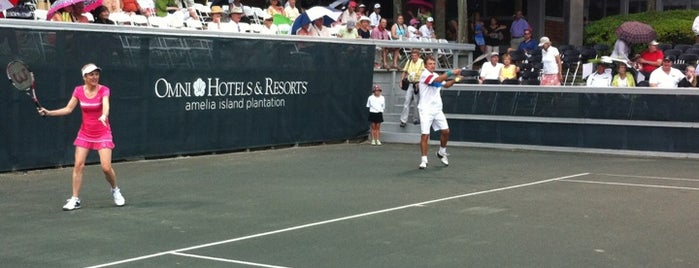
top-left (1, 143), bottom-right (698, 268)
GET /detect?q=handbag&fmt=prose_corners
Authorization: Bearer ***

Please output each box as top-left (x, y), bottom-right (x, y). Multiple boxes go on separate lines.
top-left (401, 77), bottom-right (410, 91)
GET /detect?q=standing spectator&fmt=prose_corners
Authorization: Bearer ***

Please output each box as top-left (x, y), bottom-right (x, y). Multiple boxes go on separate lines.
top-left (539, 36), bottom-right (562, 86)
top-left (371, 18), bottom-right (400, 69)
top-left (510, 10), bottom-right (531, 50)
top-left (446, 19), bottom-right (458, 41)
top-left (285, 0), bottom-right (300, 21)
top-left (586, 62), bottom-right (612, 87)
top-left (339, 0), bottom-right (356, 25)
top-left (693, 15), bottom-right (699, 44)
top-left (611, 64), bottom-right (636, 87)
top-left (369, 3), bottom-right (381, 28)
top-left (416, 56), bottom-right (462, 169)
top-left (419, 17), bottom-right (436, 39)
top-left (91, 6), bottom-right (115, 24)
top-left (610, 39), bottom-right (631, 64)
top-left (391, 15), bottom-right (409, 40)
top-left (337, 20), bottom-right (359, 39)
top-left (678, 65), bottom-right (698, 87)
top-left (499, 54), bottom-right (519, 82)
top-left (37, 64), bottom-right (126, 211)
top-left (474, 16), bottom-right (506, 64)
top-left (366, 84), bottom-right (385, 146)
top-left (649, 56), bottom-right (683, 88)
top-left (267, 0), bottom-right (285, 16)
top-left (479, 52), bottom-right (503, 84)
top-left (471, 12), bottom-right (486, 59)
top-left (408, 18), bottom-right (421, 38)
top-left (635, 40), bottom-right (664, 80)
top-left (356, 3), bottom-right (367, 18)
top-left (399, 49), bottom-right (425, 127)
top-left (357, 16), bottom-right (372, 39)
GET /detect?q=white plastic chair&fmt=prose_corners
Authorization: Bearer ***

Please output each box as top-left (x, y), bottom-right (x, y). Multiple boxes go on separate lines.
top-left (110, 12), bottom-right (132, 25)
top-left (436, 39), bottom-right (453, 68)
top-left (82, 12), bottom-right (94, 22)
top-left (34, 9), bottom-right (48, 20)
top-left (186, 19), bottom-right (204, 30)
top-left (148, 16), bottom-right (168, 28)
top-left (131, 14), bottom-right (149, 26)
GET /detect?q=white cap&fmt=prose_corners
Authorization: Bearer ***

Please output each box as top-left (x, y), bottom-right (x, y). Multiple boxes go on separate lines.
top-left (490, 52), bottom-right (499, 57)
top-left (426, 17), bottom-right (434, 22)
top-left (538, 36), bottom-right (551, 47)
top-left (81, 63), bottom-right (101, 76)
top-left (262, 13), bottom-right (272, 20)
top-left (359, 15), bottom-right (370, 22)
top-left (374, 3), bottom-right (380, 9)
top-left (649, 40), bottom-right (659, 46)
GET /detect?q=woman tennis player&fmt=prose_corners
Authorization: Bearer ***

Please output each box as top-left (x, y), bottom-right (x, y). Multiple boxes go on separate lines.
top-left (38, 63), bottom-right (125, 211)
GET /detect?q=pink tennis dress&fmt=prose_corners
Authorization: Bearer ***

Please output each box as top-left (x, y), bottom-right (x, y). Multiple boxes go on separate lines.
top-left (72, 85), bottom-right (115, 150)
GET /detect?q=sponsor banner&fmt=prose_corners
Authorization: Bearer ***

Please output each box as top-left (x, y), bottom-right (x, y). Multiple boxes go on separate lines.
top-left (0, 29), bottom-right (374, 171)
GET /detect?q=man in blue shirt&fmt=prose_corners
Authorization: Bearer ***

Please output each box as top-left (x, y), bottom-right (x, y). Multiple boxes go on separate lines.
top-left (510, 10), bottom-right (531, 50)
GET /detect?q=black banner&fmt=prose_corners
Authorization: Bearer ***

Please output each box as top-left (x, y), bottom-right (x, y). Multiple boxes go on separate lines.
top-left (0, 27), bottom-right (375, 171)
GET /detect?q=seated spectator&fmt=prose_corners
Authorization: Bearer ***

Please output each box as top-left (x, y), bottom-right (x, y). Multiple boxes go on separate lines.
top-left (121, 0), bottom-right (142, 15)
top-left (586, 62), bottom-right (612, 87)
top-left (206, 6), bottom-right (226, 31)
top-left (407, 18), bottom-right (421, 38)
top-left (337, 20), bottom-right (359, 39)
top-left (309, 17), bottom-right (332, 37)
top-left (479, 52), bottom-right (503, 84)
top-left (260, 14), bottom-right (278, 34)
top-left (371, 18), bottom-right (400, 69)
top-left (296, 24), bottom-right (312, 36)
top-left (155, 0), bottom-right (178, 17)
top-left (678, 65), bottom-right (698, 87)
top-left (357, 16), bottom-right (371, 39)
top-left (267, 0), bottom-right (285, 17)
top-left (284, 0), bottom-right (300, 21)
top-left (136, 0), bottom-right (155, 17)
top-left (104, 0), bottom-right (121, 13)
top-left (391, 15), bottom-right (409, 40)
top-left (499, 54), bottom-right (519, 82)
top-left (51, 2), bottom-right (89, 22)
top-left (635, 40), bottom-right (664, 80)
top-left (91, 6), bottom-right (115, 24)
top-left (508, 29), bottom-right (536, 54)
top-left (227, 7), bottom-right (245, 32)
top-left (649, 56), bottom-right (684, 88)
top-left (611, 63), bottom-right (636, 87)
top-left (419, 17), bottom-right (436, 39)
top-left (356, 4), bottom-right (367, 19)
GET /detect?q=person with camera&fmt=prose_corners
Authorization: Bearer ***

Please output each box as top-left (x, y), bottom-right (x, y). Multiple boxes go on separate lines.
top-left (399, 49), bottom-right (424, 127)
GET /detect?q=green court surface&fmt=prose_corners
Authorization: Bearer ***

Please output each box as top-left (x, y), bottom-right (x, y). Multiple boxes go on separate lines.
top-left (1, 143), bottom-right (698, 268)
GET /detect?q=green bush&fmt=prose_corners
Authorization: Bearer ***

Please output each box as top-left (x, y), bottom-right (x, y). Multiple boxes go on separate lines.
top-left (584, 10), bottom-right (699, 54)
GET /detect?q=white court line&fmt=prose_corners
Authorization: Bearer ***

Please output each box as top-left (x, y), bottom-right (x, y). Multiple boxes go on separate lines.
top-left (595, 173), bottom-right (699, 182)
top-left (562, 179), bottom-right (699, 191)
top-left (171, 252), bottom-right (291, 268)
top-left (85, 172), bottom-right (589, 268)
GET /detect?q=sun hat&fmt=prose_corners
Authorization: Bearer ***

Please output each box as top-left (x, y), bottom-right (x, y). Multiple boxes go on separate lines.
top-left (538, 36), bottom-right (551, 47)
top-left (210, 6), bottom-right (223, 14)
top-left (359, 16), bottom-right (370, 22)
top-left (230, 6), bottom-right (243, 14)
top-left (81, 63), bottom-right (101, 77)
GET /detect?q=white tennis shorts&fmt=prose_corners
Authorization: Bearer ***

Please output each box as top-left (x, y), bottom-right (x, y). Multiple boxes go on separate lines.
top-left (419, 109), bottom-right (449, 134)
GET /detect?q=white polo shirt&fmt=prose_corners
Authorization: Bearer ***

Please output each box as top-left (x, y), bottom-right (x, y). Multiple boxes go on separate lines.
top-left (649, 67), bottom-right (684, 88)
top-left (541, 46), bottom-right (560, 75)
top-left (480, 62), bottom-right (504, 81)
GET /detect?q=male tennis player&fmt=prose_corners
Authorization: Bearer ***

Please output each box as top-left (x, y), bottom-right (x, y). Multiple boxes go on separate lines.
top-left (417, 56), bottom-right (461, 169)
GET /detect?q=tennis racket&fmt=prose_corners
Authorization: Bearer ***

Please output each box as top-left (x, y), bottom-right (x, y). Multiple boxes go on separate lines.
top-left (6, 60), bottom-right (42, 109)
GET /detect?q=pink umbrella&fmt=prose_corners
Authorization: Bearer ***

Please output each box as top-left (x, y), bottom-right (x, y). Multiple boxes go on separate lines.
top-left (0, 0), bottom-right (20, 11)
top-left (406, 0), bottom-right (433, 10)
top-left (47, 0), bottom-right (102, 20)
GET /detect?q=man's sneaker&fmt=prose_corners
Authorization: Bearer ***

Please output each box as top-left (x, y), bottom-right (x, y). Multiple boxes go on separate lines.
top-left (376, 140), bottom-right (382, 146)
top-left (63, 197), bottom-right (81, 211)
top-left (436, 151), bottom-right (449, 166)
top-left (418, 160), bottom-right (428, 169)
top-left (371, 139), bottom-right (377, 145)
top-left (413, 119), bottom-right (420, 125)
top-left (112, 188), bottom-right (126, 207)
top-left (400, 121), bottom-right (406, 127)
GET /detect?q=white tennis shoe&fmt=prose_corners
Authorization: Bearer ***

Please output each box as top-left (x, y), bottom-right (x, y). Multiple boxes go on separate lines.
top-left (62, 197), bottom-right (81, 211)
top-left (436, 151), bottom-right (449, 166)
top-left (418, 160), bottom-right (428, 169)
top-left (112, 188), bottom-right (126, 207)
